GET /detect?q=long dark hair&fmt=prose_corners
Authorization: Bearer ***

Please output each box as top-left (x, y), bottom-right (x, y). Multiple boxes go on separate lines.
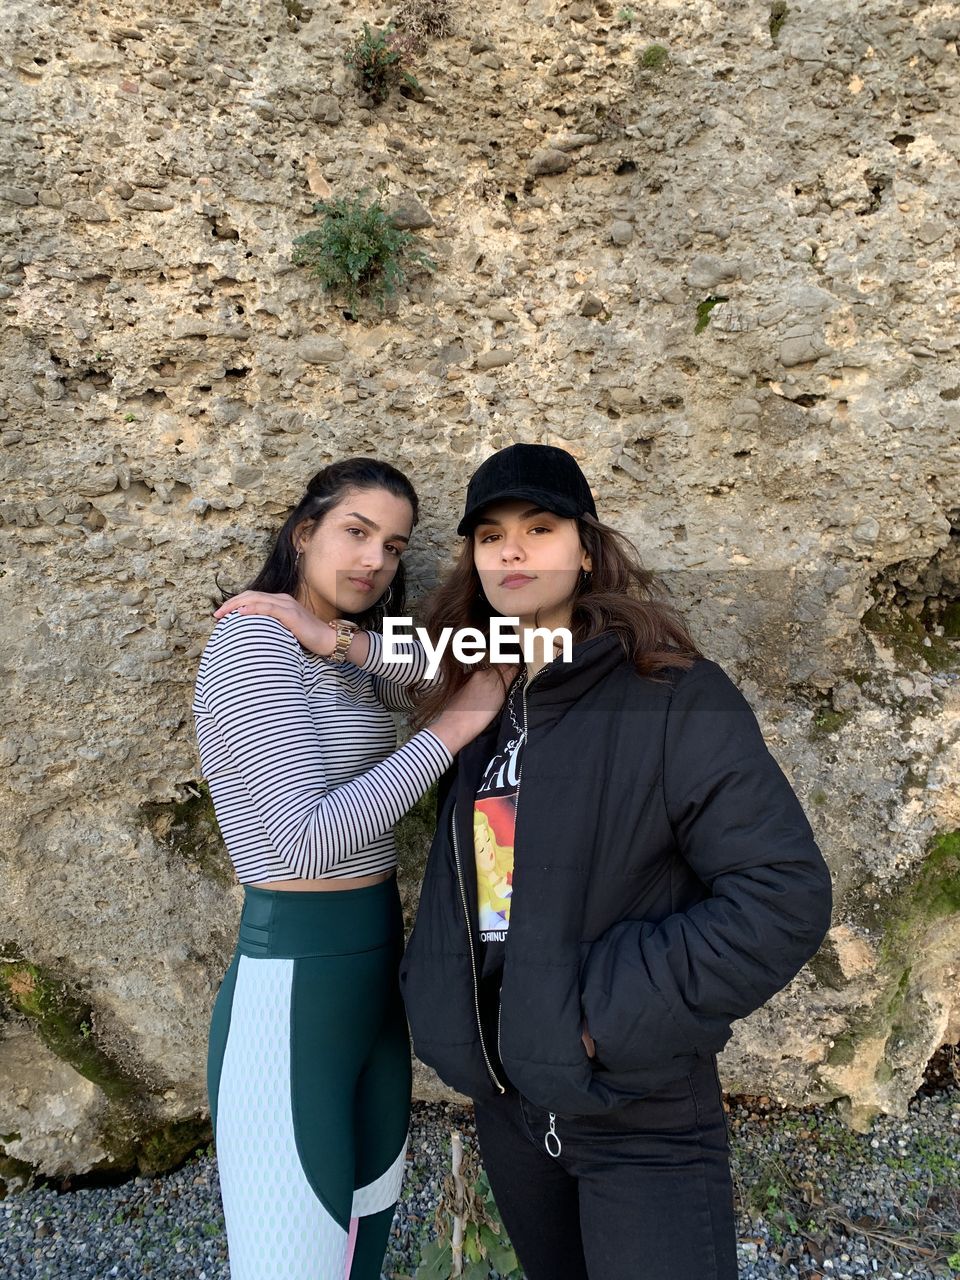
top-left (412, 512), bottom-right (702, 729)
top-left (246, 458), bottom-right (419, 631)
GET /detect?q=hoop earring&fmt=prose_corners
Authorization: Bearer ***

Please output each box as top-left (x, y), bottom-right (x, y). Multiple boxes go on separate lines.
top-left (295, 547), bottom-right (302, 569)
top-left (381, 585), bottom-right (393, 607)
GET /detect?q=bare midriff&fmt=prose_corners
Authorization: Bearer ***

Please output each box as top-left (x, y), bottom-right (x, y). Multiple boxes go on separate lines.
top-left (250, 868), bottom-right (395, 892)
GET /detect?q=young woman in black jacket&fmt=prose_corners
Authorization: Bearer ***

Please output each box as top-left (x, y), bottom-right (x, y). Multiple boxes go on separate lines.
top-left (400, 443), bottom-right (834, 1280)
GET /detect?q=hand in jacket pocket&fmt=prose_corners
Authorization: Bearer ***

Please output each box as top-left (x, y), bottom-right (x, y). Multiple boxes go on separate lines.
top-left (581, 1025), bottom-right (596, 1059)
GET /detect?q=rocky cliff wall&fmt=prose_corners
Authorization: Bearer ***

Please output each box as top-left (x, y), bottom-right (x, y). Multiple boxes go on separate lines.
top-left (1, 0), bottom-right (958, 1182)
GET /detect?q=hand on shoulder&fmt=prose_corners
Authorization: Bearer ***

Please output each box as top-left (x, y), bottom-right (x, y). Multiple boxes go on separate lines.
top-left (214, 591), bottom-right (337, 657)
top-left (429, 665), bottom-right (517, 755)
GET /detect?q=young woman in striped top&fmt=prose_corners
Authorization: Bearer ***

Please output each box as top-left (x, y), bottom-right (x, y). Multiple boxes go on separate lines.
top-left (193, 458), bottom-right (507, 1280)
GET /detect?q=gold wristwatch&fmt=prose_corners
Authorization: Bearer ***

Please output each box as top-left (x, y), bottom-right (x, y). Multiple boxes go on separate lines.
top-left (328, 618), bottom-right (359, 663)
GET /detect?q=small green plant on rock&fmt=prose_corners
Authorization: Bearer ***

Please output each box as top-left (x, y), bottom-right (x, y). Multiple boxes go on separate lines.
top-left (809, 706), bottom-right (851, 739)
top-left (345, 22), bottom-right (421, 104)
top-left (293, 185), bottom-right (435, 312)
top-left (639, 43), bottom-right (670, 71)
top-left (770, 1), bottom-right (788, 40)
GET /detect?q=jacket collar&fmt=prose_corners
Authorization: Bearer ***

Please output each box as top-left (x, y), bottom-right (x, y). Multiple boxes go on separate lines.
top-left (523, 631), bottom-right (626, 716)
top-left (456, 630), bottom-right (627, 787)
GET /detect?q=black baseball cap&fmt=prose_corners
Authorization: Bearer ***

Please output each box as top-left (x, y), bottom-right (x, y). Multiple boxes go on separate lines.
top-left (457, 443), bottom-right (598, 536)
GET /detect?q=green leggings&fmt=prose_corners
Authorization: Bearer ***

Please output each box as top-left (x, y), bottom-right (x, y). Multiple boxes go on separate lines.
top-left (207, 877), bottom-right (411, 1280)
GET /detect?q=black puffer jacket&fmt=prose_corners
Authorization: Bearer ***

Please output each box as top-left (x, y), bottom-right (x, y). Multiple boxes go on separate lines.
top-left (399, 634), bottom-right (833, 1117)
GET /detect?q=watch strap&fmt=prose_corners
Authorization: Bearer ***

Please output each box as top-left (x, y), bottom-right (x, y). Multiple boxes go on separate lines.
top-left (328, 619), bottom-right (359, 663)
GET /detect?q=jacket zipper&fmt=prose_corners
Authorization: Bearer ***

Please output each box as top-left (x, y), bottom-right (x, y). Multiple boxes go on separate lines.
top-left (514, 660), bottom-right (564, 1160)
top-left (496, 664), bottom-right (544, 1076)
top-left (451, 807), bottom-right (506, 1094)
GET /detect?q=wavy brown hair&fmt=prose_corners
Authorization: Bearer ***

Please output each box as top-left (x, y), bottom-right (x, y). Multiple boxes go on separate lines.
top-left (412, 513), bottom-right (703, 729)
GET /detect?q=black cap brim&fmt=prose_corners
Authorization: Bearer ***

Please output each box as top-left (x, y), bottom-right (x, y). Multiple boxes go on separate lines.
top-left (457, 487), bottom-right (583, 536)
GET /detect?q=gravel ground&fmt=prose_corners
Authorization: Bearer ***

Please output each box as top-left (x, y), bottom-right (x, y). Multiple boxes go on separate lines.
top-left (2, 1086), bottom-right (959, 1280)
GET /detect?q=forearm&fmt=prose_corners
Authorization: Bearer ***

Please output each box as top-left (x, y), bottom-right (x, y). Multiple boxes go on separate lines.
top-left (272, 728), bottom-right (453, 877)
top-left (358, 629), bottom-right (436, 689)
top-left (579, 852), bottom-right (831, 1070)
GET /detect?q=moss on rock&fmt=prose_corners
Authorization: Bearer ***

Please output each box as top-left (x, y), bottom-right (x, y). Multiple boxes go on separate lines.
top-left (0, 952), bottom-right (215, 1180)
top-left (395, 781), bottom-right (438, 931)
top-left (0, 954), bottom-right (138, 1105)
top-left (694, 295), bottom-right (728, 334)
top-left (133, 1116), bottom-right (212, 1176)
top-left (874, 1060), bottom-right (894, 1084)
top-left (821, 832), bottom-right (960, 1100)
top-left (0, 1149), bottom-right (35, 1194)
top-left (941, 602), bottom-right (960, 638)
top-left (826, 1035), bottom-right (856, 1066)
top-left (861, 604), bottom-right (958, 672)
top-left (808, 707), bottom-right (852, 739)
top-left (139, 782), bottom-right (234, 887)
top-left (879, 830), bottom-right (960, 961)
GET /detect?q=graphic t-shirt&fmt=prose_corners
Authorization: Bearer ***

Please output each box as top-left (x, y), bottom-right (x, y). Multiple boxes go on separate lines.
top-left (474, 674), bottom-right (526, 981)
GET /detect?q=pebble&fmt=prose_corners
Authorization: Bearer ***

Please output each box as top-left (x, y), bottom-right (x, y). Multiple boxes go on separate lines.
top-left (63, 200), bottom-right (110, 222)
top-left (547, 132), bottom-right (599, 151)
top-left (781, 329), bottom-right (831, 367)
top-left (316, 96), bottom-right (340, 126)
top-left (389, 199), bottom-right (433, 231)
top-left (298, 338), bottom-right (345, 366)
top-left (126, 193), bottom-right (175, 212)
top-left (0, 185), bottom-right (39, 207)
top-left (527, 148), bottom-right (571, 177)
top-left (2, 1087), bottom-right (957, 1279)
top-left (686, 254), bottom-right (742, 290)
top-left (475, 348), bottom-right (516, 371)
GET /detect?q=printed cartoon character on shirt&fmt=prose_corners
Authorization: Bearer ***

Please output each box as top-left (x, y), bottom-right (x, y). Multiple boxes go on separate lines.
top-left (473, 691), bottom-right (524, 948)
top-left (475, 803), bottom-right (514, 935)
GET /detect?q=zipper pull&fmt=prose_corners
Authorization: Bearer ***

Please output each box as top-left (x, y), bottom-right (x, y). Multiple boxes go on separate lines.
top-left (545, 1112), bottom-right (561, 1158)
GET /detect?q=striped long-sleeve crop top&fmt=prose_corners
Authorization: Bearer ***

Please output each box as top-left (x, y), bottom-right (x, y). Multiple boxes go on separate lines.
top-left (192, 613), bottom-right (453, 884)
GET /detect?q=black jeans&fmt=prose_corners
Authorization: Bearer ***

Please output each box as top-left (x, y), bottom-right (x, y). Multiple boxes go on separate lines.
top-left (473, 1057), bottom-right (738, 1280)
